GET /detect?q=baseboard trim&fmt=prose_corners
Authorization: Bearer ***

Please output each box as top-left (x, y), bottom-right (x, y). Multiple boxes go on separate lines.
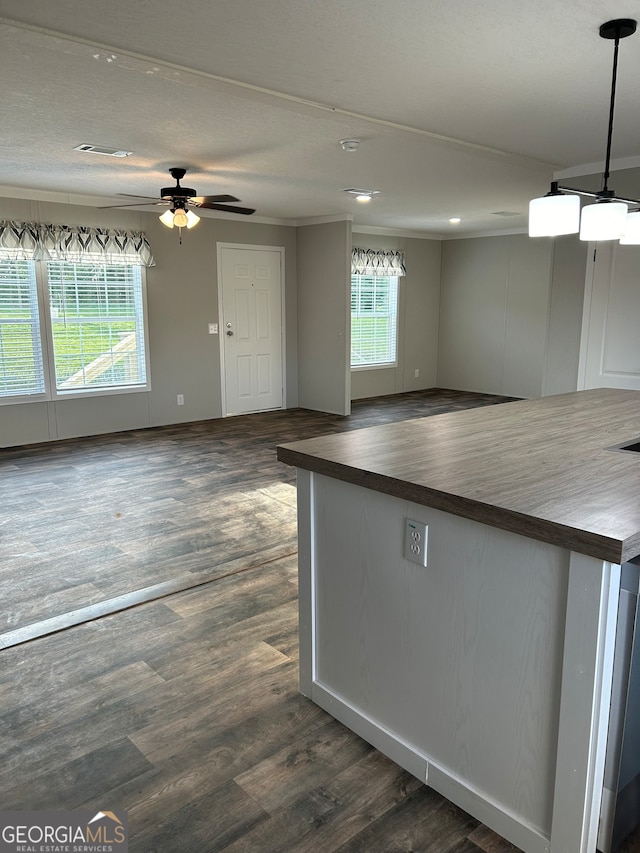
top-left (311, 681), bottom-right (550, 853)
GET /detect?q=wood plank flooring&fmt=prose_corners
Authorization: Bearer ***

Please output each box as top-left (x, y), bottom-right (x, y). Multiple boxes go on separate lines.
top-left (1, 389), bottom-right (638, 852)
top-left (0, 388), bottom-right (515, 639)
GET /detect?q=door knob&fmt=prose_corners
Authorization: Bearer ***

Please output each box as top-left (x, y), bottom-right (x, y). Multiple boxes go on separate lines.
top-left (226, 330), bottom-right (234, 336)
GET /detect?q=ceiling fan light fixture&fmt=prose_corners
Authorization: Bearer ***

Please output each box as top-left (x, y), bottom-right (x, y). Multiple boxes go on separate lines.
top-left (172, 209), bottom-right (188, 229)
top-left (104, 169), bottom-right (254, 235)
top-left (528, 19), bottom-right (639, 245)
top-left (185, 209), bottom-right (200, 229)
top-left (159, 209), bottom-right (175, 228)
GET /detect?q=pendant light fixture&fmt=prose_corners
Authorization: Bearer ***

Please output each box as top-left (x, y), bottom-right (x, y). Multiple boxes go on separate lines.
top-left (529, 19), bottom-right (640, 244)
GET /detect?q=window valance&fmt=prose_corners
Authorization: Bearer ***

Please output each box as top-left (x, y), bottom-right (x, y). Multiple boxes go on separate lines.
top-left (0, 220), bottom-right (155, 267)
top-left (351, 247), bottom-right (406, 276)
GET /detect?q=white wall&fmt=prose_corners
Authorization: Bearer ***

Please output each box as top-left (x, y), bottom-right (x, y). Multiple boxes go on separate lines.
top-left (0, 196), bottom-right (298, 447)
top-left (438, 233), bottom-right (587, 399)
top-left (297, 220), bottom-right (351, 415)
top-left (543, 235), bottom-right (588, 396)
top-left (350, 232), bottom-right (441, 401)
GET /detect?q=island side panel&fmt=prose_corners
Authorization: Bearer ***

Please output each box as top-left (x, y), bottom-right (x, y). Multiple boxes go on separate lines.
top-left (308, 473), bottom-right (570, 846)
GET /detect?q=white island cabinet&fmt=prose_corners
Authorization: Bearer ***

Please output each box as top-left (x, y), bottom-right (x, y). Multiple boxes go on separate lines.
top-left (277, 389), bottom-right (640, 853)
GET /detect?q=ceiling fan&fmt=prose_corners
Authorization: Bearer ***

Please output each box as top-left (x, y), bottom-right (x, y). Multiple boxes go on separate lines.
top-left (103, 167), bottom-right (255, 239)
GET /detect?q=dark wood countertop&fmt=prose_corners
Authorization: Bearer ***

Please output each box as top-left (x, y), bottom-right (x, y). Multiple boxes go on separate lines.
top-left (277, 388), bottom-right (640, 564)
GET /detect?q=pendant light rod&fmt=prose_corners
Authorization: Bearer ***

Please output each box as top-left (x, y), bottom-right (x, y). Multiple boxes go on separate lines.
top-left (599, 19), bottom-right (636, 193)
top-left (602, 28), bottom-right (620, 192)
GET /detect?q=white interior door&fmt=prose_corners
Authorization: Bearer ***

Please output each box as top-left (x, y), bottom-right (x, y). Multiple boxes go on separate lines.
top-left (578, 242), bottom-right (640, 390)
top-left (219, 245), bottom-right (284, 415)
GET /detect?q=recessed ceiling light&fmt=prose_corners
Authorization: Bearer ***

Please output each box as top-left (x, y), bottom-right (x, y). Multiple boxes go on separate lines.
top-left (343, 188), bottom-right (380, 202)
top-left (449, 217), bottom-right (462, 224)
top-left (73, 144), bottom-right (132, 157)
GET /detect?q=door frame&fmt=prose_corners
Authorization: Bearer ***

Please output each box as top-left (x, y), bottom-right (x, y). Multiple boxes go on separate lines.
top-left (576, 241), bottom-right (600, 391)
top-left (216, 242), bottom-right (286, 417)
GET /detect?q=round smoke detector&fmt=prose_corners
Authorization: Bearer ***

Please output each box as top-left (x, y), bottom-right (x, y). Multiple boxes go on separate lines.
top-left (339, 138), bottom-right (360, 152)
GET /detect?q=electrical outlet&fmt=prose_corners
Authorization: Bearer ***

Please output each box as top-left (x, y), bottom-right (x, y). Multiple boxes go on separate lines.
top-left (177, 394), bottom-right (184, 406)
top-left (404, 518), bottom-right (428, 566)
top-left (208, 323), bottom-right (218, 334)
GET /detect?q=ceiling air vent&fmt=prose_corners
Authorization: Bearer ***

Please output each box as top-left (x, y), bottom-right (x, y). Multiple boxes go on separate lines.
top-left (73, 144), bottom-right (132, 157)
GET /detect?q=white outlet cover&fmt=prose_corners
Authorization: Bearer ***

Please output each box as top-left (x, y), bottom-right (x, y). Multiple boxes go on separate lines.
top-left (404, 518), bottom-right (428, 566)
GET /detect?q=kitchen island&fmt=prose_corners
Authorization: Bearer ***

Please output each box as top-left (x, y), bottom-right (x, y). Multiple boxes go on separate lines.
top-left (277, 389), bottom-right (640, 853)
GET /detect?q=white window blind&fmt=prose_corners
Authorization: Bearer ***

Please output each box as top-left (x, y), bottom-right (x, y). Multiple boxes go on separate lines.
top-left (351, 274), bottom-right (398, 368)
top-left (47, 262), bottom-right (147, 391)
top-left (0, 259), bottom-right (45, 397)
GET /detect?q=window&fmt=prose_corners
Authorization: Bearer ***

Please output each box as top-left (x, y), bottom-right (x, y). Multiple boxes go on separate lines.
top-left (351, 274), bottom-right (399, 368)
top-left (0, 260), bottom-right (148, 402)
top-left (0, 259), bottom-right (45, 396)
top-left (47, 262), bottom-right (146, 392)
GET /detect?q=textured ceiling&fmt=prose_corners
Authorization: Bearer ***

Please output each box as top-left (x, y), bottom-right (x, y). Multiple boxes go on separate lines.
top-left (1, 0), bottom-right (640, 236)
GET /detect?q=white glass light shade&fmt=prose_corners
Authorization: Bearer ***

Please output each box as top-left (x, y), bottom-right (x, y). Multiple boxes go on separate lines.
top-left (159, 209), bottom-right (175, 228)
top-left (529, 194), bottom-right (580, 237)
top-left (620, 211), bottom-right (640, 245)
top-left (185, 209), bottom-right (200, 229)
top-left (579, 201), bottom-right (628, 241)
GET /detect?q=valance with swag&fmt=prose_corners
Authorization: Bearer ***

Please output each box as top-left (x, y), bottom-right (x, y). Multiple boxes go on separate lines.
top-left (351, 247), bottom-right (406, 276)
top-left (0, 220), bottom-right (155, 267)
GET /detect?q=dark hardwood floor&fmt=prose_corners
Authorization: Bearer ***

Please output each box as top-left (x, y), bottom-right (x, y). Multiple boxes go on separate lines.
top-left (0, 388), bottom-right (516, 642)
top-left (1, 389), bottom-right (638, 852)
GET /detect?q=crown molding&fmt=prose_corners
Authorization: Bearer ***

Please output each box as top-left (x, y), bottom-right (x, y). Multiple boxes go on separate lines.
top-left (294, 214), bottom-right (354, 226)
top-left (440, 226), bottom-right (528, 240)
top-left (353, 225), bottom-right (442, 240)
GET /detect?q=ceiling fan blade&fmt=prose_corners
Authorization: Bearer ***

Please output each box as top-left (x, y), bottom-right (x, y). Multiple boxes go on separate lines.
top-left (192, 194), bottom-right (241, 204)
top-left (118, 193), bottom-right (165, 200)
top-left (97, 201), bottom-right (169, 209)
top-left (199, 202), bottom-right (255, 215)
